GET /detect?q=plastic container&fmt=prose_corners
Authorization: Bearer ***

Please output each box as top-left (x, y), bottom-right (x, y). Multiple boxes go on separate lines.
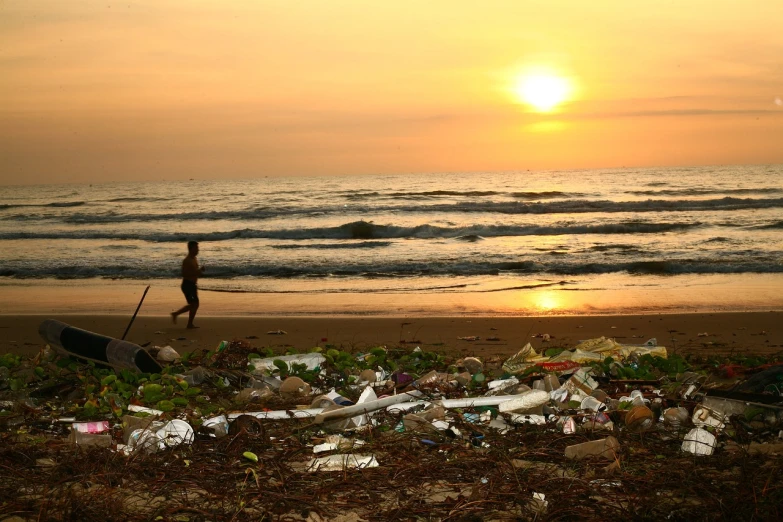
top-left (564, 436), bottom-right (620, 461)
top-left (279, 376), bottom-right (312, 399)
top-left (128, 428), bottom-right (162, 453)
top-left (38, 319), bottom-right (161, 373)
top-left (625, 405), bottom-right (654, 432)
top-left (662, 407), bottom-right (689, 429)
top-left (156, 419), bottom-right (194, 449)
top-left (70, 430), bottom-right (112, 447)
top-left (462, 357), bottom-right (484, 375)
top-left (73, 421), bottom-right (109, 434)
top-left (203, 415), bottom-right (229, 438)
top-left (543, 374), bottom-right (560, 392)
top-left (580, 396), bottom-right (606, 412)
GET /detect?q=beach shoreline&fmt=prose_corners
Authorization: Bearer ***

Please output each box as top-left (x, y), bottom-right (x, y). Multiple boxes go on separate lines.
top-left (2, 311), bottom-right (781, 359)
top-left (1, 274), bottom-right (781, 317)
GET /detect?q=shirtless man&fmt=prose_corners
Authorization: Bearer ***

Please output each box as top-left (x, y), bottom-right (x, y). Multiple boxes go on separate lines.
top-left (171, 241), bottom-right (205, 328)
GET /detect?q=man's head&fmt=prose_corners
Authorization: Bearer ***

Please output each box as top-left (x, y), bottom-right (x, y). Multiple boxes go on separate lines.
top-left (187, 241), bottom-right (199, 255)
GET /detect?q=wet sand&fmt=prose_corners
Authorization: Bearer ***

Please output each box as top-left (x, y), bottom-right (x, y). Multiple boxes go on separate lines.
top-left (2, 312), bottom-right (781, 359)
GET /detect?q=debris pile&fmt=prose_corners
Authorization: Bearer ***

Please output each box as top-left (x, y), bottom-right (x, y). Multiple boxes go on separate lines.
top-left (1, 332), bottom-right (782, 520)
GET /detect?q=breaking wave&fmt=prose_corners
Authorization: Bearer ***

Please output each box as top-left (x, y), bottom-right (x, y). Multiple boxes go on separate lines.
top-left (2, 258), bottom-right (781, 280)
top-left (629, 188), bottom-right (783, 197)
top-left (0, 220), bottom-right (700, 242)
top-left (3, 196), bottom-right (781, 223)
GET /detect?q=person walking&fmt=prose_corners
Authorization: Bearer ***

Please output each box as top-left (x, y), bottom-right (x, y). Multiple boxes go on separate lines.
top-left (171, 240), bottom-right (204, 328)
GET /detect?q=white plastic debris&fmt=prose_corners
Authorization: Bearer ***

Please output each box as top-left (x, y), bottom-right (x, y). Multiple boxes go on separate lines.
top-left (313, 391), bottom-right (423, 425)
top-left (156, 419), bottom-right (194, 449)
top-left (228, 408), bottom-right (324, 421)
top-left (128, 404), bottom-right (164, 416)
top-left (156, 345), bottom-right (181, 362)
top-left (431, 420), bottom-right (451, 430)
top-left (127, 424), bottom-right (164, 454)
top-left (682, 428), bottom-right (717, 456)
top-left (531, 492), bottom-right (548, 515)
top-left (306, 454), bottom-right (379, 472)
top-left (203, 415), bottom-right (229, 438)
top-left (249, 353), bottom-right (326, 373)
top-left (488, 417), bottom-right (512, 434)
top-left (550, 388), bottom-right (569, 402)
top-left (498, 390), bottom-right (550, 413)
top-left (350, 385), bottom-right (379, 427)
top-left (559, 416), bottom-right (577, 434)
top-left (313, 435), bottom-right (366, 454)
top-left (487, 377), bottom-right (520, 391)
top-left (508, 414), bottom-right (547, 425)
top-left (386, 401), bottom-right (432, 413)
top-left (692, 406), bottom-right (727, 430)
top-left (562, 368), bottom-right (598, 396)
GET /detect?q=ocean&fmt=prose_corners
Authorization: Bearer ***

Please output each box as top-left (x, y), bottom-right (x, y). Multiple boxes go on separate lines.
top-left (1, 165), bottom-right (782, 315)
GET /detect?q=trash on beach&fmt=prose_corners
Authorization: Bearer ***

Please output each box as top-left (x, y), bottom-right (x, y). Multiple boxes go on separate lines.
top-left (305, 454), bottom-right (379, 472)
top-left (692, 405), bottom-right (727, 430)
top-left (38, 319), bottom-right (162, 373)
top-left (682, 428), bottom-right (717, 456)
top-left (460, 356), bottom-right (484, 375)
top-left (156, 419), bottom-right (194, 449)
top-left (313, 390), bottom-right (423, 425)
top-left (128, 404), bottom-right (165, 416)
top-left (266, 330), bottom-right (287, 335)
top-left (279, 376), bottom-right (312, 400)
top-left (624, 405), bottom-right (654, 432)
top-left (155, 345), bottom-right (181, 362)
top-left (497, 390), bottom-right (550, 413)
top-left (202, 415), bottom-right (229, 438)
top-left (562, 368), bottom-right (599, 396)
top-left (249, 353), bottom-right (326, 373)
top-left (3, 329), bottom-right (783, 520)
top-left (72, 421), bottom-right (109, 434)
top-left (662, 407), bottom-right (689, 429)
top-left (235, 387), bottom-right (275, 404)
top-left (69, 430), bottom-right (112, 447)
top-left (313, 435), bottom-right (366, 454)
top-left (565, 436), bottom-right (621, 461)
top-left (530, 492), bottom-right (548, 516)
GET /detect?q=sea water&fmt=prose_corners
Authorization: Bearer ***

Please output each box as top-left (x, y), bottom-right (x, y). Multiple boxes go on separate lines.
top-left (1, 165), bottom-right (781, 315)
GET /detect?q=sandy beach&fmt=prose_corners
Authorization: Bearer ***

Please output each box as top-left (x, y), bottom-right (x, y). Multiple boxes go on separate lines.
top-left (2, 311), bottom-right (781, 359)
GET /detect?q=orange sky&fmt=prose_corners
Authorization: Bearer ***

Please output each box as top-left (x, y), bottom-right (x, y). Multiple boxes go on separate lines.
top-left (1, 1), bottom-right (782, 184)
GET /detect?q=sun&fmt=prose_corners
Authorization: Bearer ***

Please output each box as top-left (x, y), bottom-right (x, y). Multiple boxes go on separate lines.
top-left (513, 73), bottom-right (571, 112)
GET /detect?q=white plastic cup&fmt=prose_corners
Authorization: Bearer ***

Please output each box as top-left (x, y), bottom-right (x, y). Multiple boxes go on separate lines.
top-left (156, 420), bottom-right (194, 449)
top-left (580, 396), bottom-right (605, 412)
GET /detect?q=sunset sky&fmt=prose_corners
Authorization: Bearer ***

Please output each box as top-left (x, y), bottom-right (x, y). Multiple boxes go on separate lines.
top-left (1, 1), bottom-right (782, 184)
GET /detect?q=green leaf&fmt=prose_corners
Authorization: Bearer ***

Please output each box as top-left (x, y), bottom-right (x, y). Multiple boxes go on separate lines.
top-left (243, 451), bottom-right (258, 463)
top-left (143, 383), bottom-right (163, 396)
top-left (157, 400), bottom-right (175, 412)
top-left (101, 374), bottom-right (117, 386)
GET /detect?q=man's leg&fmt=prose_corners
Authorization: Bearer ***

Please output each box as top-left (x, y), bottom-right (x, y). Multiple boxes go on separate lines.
top-left (171, 305), bottom-right (190, 323)
top-left (187, 302), bottom-right (199, 328)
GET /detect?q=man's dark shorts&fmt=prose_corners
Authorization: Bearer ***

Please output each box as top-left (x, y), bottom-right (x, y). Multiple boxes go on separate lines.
top-left (181, 280), bottom-right (199, 305)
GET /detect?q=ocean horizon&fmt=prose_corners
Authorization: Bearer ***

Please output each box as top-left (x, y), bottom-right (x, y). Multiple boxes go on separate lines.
top-left (1, 164), bottom-right (781, 316)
